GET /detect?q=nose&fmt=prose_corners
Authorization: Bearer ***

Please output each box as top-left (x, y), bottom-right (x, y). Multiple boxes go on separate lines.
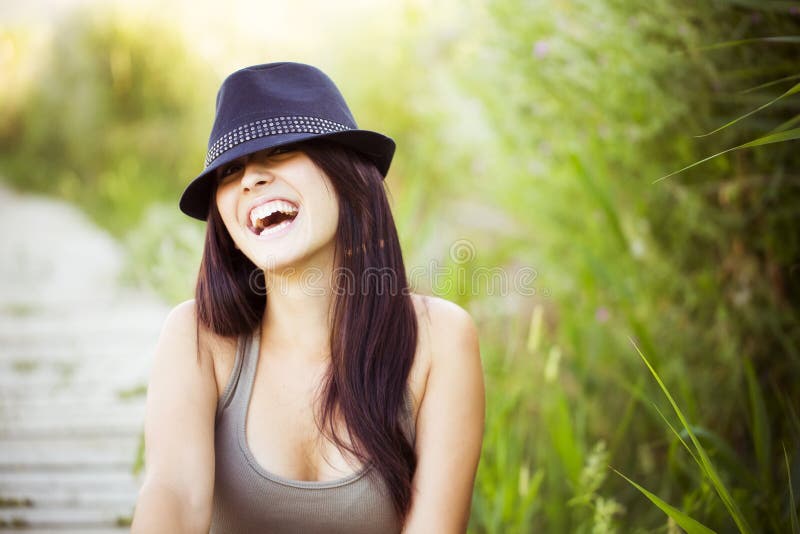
top-left (240, 159), bottom-right (275, 192)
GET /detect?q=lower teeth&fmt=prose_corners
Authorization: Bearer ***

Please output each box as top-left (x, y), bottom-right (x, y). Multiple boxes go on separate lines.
top-left (259, 219), bottom-right (292, 236)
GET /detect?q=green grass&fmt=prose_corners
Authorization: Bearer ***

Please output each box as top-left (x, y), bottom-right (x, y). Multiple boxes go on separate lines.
top-left (117, 383), bottom-right (147, 400)
top-left (11, 360), bottom-right (39, 374)
top-left (625, 339), bottom-right (752, 533)
top-left (1, 302), bottom-right (39, 317)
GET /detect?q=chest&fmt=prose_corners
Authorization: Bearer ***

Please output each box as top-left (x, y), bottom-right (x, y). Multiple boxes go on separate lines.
top-left (210, 361), bottom-right (410, 533)
top-left (212, 334), bottom-right (430, 483)
top-left (246, 358), bottom-right (349, 481)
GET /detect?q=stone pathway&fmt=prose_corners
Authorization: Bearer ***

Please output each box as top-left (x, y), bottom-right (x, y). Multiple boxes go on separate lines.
top-left (0, 185), bottom-right (169, 532)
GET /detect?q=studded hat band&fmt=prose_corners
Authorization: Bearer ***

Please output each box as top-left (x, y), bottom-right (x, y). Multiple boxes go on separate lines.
top-left (204, 115), bottom-right (352, 168)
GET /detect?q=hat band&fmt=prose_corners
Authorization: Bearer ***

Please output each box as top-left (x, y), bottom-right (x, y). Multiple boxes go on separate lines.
top-left (204, 115), bottom-right (352, 168)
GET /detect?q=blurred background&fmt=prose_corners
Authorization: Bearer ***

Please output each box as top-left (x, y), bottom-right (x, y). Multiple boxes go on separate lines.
top-left (1, 0), bottom-right (799, 532)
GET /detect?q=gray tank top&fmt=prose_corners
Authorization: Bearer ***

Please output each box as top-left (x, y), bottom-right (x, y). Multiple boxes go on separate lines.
top-left (210, 327), bottom-right (416, 533)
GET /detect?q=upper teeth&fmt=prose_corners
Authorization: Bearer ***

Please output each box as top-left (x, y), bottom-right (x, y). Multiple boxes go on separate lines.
top-left (249, 200), bottom-right (298, 227)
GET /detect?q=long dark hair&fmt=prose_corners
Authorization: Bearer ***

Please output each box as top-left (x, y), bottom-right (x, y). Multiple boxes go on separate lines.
top-left (194, 138), bottom-right (418, 522)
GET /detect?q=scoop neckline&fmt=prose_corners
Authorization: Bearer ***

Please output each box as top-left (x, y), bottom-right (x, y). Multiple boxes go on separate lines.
top-left (236, 326), bottom-right (373, 489)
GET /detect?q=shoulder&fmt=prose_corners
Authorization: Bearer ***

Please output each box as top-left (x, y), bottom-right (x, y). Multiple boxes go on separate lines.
top-left (162, 299), bottom-right (235, 356)
top-left (154, 299), bottom-right (205, 371)
top-left (146, 298), bottom-right (221, 431)
top-left (159, 299), bottom-right (236, 373)
top-left (410, 293), bottom-right (480, 358)
top-left (408, 293), bottom-right (483, 403)
top-left (162, 298), bottom-right (199, 337)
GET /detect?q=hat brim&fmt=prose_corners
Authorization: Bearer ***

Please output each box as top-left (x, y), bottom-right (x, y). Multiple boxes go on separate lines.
top-left (178, 129), bottom-right (395, 221)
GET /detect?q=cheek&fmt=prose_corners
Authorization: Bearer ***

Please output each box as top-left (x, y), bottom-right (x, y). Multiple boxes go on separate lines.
top-left (329, 197), bottom-right (340, 228)
top-left (317, 177), bottom-right (340, 225)
top-left (215, 188), bottom-right (239, 232)
top-left (318, 189), bottom-right (340, 230)
top-left (299, 173), bottom-right (339, 231)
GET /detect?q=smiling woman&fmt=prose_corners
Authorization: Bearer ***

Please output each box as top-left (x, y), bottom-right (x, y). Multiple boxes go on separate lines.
top-left (130, 62), bottom-right (485, 534)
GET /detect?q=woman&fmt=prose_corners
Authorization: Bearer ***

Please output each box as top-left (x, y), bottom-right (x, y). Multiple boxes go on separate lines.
top-left (131, 62), bottom-right (484, 533)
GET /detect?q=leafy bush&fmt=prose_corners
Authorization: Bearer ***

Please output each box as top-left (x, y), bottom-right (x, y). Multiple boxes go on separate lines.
top-left (0, 9), bottom-right (214, 236)
top-left (455, 0), bottom-right (800, 531)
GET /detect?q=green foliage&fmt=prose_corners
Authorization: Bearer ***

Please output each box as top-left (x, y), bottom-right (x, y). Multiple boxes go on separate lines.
top-left (655, 127), bottom-right (800, 182)
top-left (446, 0), bottom-right (800, 531)
top-left (785, 444), bottom-right (800, 534)
top-left (615, 469), bottom-right (716, 534)
top-left (0, 9), bottom-right (213, 237)
top-left (118, 202), bottom-right (204, 303)
top-left (632, 340), bottom-right (753, 532)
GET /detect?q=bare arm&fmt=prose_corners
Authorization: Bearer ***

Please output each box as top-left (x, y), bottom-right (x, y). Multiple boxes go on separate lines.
top-left (131, 300), bottom-right (218, 534)
top-left (402, 298), bottom-right (486, 533)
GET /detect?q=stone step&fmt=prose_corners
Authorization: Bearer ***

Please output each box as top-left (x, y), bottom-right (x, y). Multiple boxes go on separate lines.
top-left (0, 507), bottom-right (134, 530)
top-left (0, 397), bottom-right (145, 414)
top-left (0, 379), bottom-right (148, 400)
top-left (0, 292), bottom-right (163, 313)
top-left (0, 469), bottom-right (141, 493)
top-left (0, 397), bottom-right (145, 415)
top-left (0, 489), bottom-right (138, 508)
top-left (0, 346), bottom-right (151, 363)
top-left (0, 436), bottom-right (139, 469)
top-left (0, 330), bottom-right (160, 351)
top-left (0, 419), bottom-right (143, 440)
top-left (0, 529), bottom-right (129, 534)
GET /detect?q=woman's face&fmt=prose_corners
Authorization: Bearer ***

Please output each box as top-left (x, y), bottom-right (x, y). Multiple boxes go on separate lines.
top-left (215, 144), bottom-right (340, 272)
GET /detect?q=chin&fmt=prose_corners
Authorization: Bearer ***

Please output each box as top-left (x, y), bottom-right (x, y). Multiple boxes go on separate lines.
top-left (249, 251), bottom-right (297, 273)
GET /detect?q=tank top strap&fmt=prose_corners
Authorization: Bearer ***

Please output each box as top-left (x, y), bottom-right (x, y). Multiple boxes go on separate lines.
top-left (215, 328), bottom-right (259, 421)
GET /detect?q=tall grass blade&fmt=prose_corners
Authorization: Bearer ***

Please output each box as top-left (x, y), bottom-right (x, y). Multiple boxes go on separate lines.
top-left (610, 377), bottom-right (640, 458)
top-left (653, 403), bottom-right (701, 467)
top-left (654, 407), bottom-right (754, 489)
top-left (629, 338), bottom-right (754, 533)
top-left (744, 359), bottom-right (771, 487)
top-left (526, 304), bottom-right (543, 354)
top-left (769, 113), bottom-right (800, 134)
top-left (614, 469), bottom-right (717, 534)
top-left (723, 0), bottom-right (800, 11)
top-left (696, 81), bottom-right (800, 137)
top-left (570, 154), bottom-right (628, 251)
top-left (784, 394), bottom-right (800, 443)
top-left (786, 444), bottom-right (800, 534)
top-left (679, 426), bottom-right (757, 489)
top-left (547, 387), bottom-right (583, 485)
top-left (740, 74), bottom-right (800, 94)
top-left (654, 128), bottom-right (800, 183)
top-left (697, 36), bottom-right (800, 51)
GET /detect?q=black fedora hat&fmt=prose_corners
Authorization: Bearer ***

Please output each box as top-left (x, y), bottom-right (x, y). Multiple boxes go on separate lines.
top-left (179, 61), bottom-right (396, 221)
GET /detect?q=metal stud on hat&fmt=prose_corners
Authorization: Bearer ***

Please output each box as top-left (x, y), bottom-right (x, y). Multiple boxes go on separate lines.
top-left (178, 61), bottom-right (396, 221)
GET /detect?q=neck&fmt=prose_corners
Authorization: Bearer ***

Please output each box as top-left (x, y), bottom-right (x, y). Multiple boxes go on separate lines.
top-left (259, 250), bottom-right (338, 365)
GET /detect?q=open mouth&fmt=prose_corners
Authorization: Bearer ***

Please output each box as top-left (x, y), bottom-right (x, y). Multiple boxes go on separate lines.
top-left (247, 200), bottom-right (300, 237)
